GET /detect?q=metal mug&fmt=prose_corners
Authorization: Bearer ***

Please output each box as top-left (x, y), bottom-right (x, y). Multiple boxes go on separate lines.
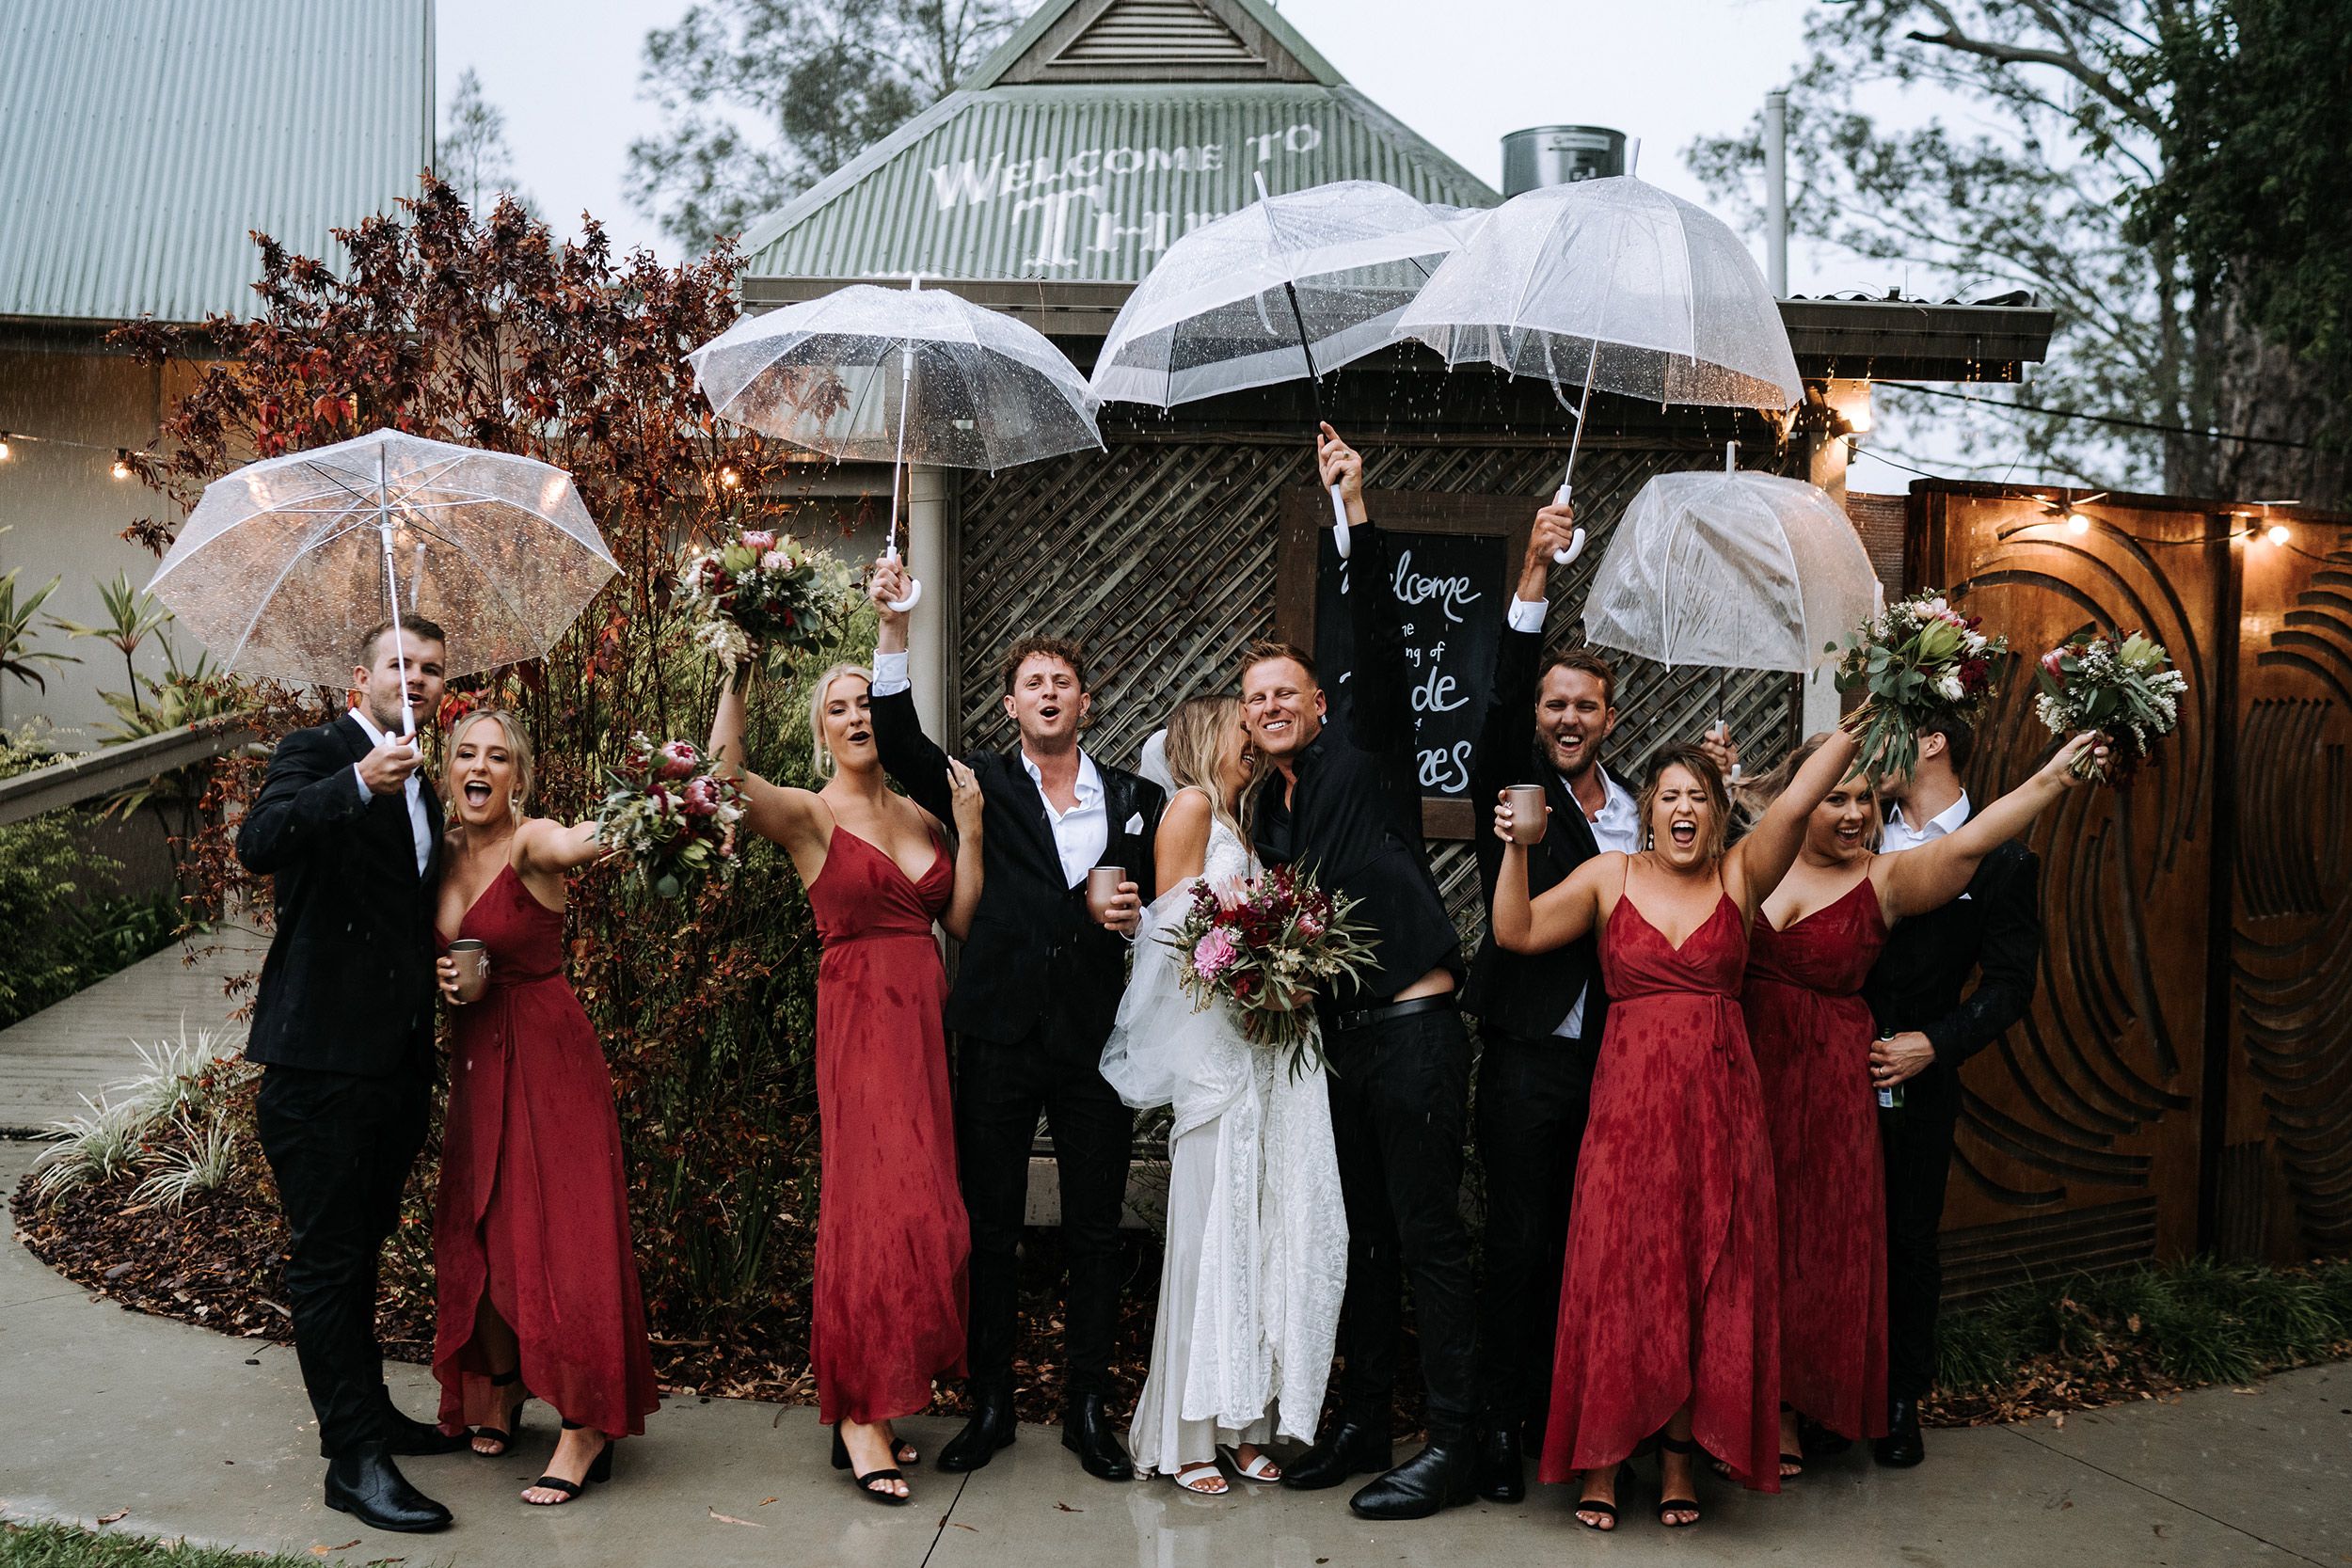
top-left (448, 938), bottom-right (489, 1005)
top-left (1086, 864), bottom-right (1129, 925)
top-left (1506, 784), bottom-right (1549, 845)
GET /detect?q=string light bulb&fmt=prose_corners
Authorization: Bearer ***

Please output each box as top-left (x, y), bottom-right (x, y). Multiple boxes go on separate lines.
top-left (2065, 512), bottom-right (2090, 535)
top-left (2266, 523), bottom-right (2292, 547)
top-left (718, 464), bottom-right (741, 489)
top-left (0, 437), bottom-right (11, 462)
top-left (111, 450), bottom-right (132, 480)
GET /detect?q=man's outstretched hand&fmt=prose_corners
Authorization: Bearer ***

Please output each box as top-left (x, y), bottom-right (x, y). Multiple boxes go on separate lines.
top-left (1316, 423), bottom-right (1368, 526)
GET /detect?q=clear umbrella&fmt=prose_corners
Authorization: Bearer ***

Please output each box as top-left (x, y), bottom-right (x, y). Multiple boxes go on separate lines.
top-left (688, 277), bottom-right (1103, 610)
top-left (1398, 168), bottom-right (1803, 563)
top-left (1583, 450), bottom-right (1883, 771)
top-left (146, 429), bottom-right (618, 733)
top-left (1090, 176), bottom-right (1468, 557)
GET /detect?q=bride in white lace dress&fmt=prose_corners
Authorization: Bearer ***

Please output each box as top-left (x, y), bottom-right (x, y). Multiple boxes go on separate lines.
top-left (1103, 696), bottom-right (1347, 1495)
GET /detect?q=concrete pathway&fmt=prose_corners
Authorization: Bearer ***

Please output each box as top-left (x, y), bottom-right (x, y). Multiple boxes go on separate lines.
top-left (4, 1144), bottom-right (2347, 1568)
top-left (0, 926), bottom-right (267, 1134)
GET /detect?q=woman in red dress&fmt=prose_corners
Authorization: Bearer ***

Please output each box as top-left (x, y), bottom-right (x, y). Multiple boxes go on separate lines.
top-left (1490, 732), bottom-right (1862, 1530)
top-left (1736, 731), bottom-right (2097, 1471)
top-left (709, 658), bottom-right (983, 1504)
top-left (429, 709), bottom-right (660, 1505)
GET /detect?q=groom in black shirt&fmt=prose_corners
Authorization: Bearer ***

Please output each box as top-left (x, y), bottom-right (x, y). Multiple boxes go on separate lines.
top-left (1248, 425), bottom-right (1480, 1521)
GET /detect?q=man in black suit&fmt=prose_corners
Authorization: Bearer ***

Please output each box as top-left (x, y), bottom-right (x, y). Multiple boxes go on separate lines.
top-left (1459, 503), bottom-right (1643, 1502)
top-left (236, 617), bottom-right (468, 1534)
top-left (1862, 718), bottom-right (2040, 1467)
top-left (1250, 426), bottom-right (1480, 1521)
top-left (868, 562), bottom-right (1165, 1482)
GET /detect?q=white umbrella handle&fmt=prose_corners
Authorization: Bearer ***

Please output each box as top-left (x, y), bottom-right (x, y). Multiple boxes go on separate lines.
top-left (882, 540), bottom-right (923, 613)
top-left (1711, 717), bottom-right (1741, 783)
top-left (1549, 483), bottom-right (1588, 564)
top-left (1329, 483), bottom-right (1352, 560)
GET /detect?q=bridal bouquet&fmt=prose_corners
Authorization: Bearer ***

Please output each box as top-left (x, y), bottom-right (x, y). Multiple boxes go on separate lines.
top-left (594, 733), bottom-right (745, 900)
top-left (2033, 631), bottom-right (2186, 784)
top-left (1166, 864), bottom-right (1377, 1075)
top-left (676, 527), bottom-right (850, 673)
top-left (1831, 591), bottom-right (2009, 781)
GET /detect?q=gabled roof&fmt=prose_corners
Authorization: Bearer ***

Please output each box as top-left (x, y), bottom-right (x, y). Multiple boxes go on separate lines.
top-left (737, 0), bottom-right (1491, 285)
top-left (0, 0), bottom-right (434, 326)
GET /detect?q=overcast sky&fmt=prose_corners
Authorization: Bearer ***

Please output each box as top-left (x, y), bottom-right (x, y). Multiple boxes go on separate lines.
top-left (435, 0), bottom-right (1940, 490)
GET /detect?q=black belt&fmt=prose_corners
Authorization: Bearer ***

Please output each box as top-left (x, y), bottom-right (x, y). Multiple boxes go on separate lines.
top-left (1332, 993), bottom-right (1456, 1035)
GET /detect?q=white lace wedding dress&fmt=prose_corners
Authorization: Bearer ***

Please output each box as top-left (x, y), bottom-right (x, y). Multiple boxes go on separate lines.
top-left (1100, 804), bottom-right (1347, 1476)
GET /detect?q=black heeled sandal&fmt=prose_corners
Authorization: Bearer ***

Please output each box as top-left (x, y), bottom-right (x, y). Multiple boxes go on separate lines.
top-left (524, 1419), bottom-right (613, 1506)
top-left (471, 1369), bottom-right (527, 1457)
top-left (831, 1425), bottom-right (912, 1504)
top-left (1574, 1462), bottom-right (1632, 1531)
top-left (1657, 1437), bottom-right (1701, 1528)
top-left (831, 1425), bottom-right (918, 1471)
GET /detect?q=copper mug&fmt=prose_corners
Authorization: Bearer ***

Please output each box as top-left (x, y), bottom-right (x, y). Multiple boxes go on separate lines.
top-left (1506, 784), bottom-right (1549, 845)
top-left (1086, 864), bottom-right (1129, 925)
top-left (447, 938), bottom-right (489, 1005)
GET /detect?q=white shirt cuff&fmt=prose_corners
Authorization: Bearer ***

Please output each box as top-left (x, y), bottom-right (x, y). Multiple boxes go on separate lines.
top-left (870, 649), bottom-right (912, 697)
top-left (1507, 596), bottom-right (1548, 634)
top-left (354, 762), bottom-right (372, 801)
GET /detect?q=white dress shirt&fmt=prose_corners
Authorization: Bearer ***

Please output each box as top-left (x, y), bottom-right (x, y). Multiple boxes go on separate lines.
top-left (347, 706), bottom-right (433, 877)
top-left (1023, 749), bottom-right (1108, 890)
top-left (1554, 765), bottom-right (1640, 1038)
top-left (872, 649), bottom-right (1109, 889)
top-left (1880, 790), bottom-right (1972, 856)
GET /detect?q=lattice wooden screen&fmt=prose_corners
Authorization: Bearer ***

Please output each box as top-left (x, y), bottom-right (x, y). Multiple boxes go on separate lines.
top-left (954, 437), bottom-right (1804, 946)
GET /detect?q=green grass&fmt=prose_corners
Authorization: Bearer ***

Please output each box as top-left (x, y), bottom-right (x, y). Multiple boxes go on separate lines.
top-left (0, 1521), bottom-right (351, 1568)
top-left (1936, 1256), bottom-right (2352, 1395)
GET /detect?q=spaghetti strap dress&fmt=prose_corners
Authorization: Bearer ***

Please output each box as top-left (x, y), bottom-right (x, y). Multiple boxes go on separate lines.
top-left (431, 864), bottom-right (660, 1439)
top-left (1743, 875), bottom-right (1892, 1440)
top-left (1539, 873), bottom-right (1784, 1492)
top-left (804, 830), bottom-right (970, 1426)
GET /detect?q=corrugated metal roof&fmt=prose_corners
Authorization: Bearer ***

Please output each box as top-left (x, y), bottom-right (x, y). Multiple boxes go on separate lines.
top-left (0, 0), bottom-right (433, 325)
top-left (739, 85), bottom-right (1494, 284)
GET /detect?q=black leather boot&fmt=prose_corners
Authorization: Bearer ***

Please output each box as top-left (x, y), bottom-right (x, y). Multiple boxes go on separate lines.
top-left (1873, 1398), bottom-right (1925, 1467)
top-left (937, 1385), bottom-right (1018, 1472)
top-left (1278, 1418), bottom-right (1392, 1491)
top-left (1473, 1424), bottom-right (1526, 1503)
top-left (1349, 1437), bottom-right (1478, 1520)
top-left (381, 1406), bottom-right (471, 1457)
top-left (323, 1443), bottom-right (453, 1533)
top-left (1061, 1392), bottom-right (1135, 1481)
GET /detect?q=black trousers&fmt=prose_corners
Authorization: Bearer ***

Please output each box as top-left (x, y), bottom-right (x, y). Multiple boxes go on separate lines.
top-left (1882, 1086), bottom-right (1961, 1402)
top-left (954, 1012), bottom-right (1135, 1402)
top-left (1472, 1024), bottom-right (1599, 1433)
top-left (254, 1060), bottom-right (431, 1458)
top-left (1326, 1004), bottom-right (1479, 1442)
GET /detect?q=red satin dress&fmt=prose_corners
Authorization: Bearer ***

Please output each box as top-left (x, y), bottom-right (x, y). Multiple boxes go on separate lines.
top-left (805, 831), bottom-right (969, 1426)
top-left (1743, 876), bottom-right (1892, 1441)
top-left (432, 865), bottom-right (660, 1438)
top-left (1540, 879), bottom-right (1783, 1493)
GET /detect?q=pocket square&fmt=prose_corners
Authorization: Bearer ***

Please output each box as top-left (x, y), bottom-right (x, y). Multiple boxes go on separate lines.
top-left (1124, 812), bottom-right (1145, 834)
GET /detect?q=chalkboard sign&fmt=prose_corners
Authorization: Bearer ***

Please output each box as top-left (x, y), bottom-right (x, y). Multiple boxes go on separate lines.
top-left (1277, 488), bottom-right (1536, 839)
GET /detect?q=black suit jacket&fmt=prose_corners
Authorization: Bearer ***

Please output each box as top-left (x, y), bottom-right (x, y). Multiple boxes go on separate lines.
top-left (870, 687), bottom-right (1166, 1047)
top-left (1862, 835), bottom-right (2042, 1119)
top-left (1254, 521), bottom-right (1462, 1007)
top-left (1461, 621), bottom-right (1608, 1040)
top-left (236, 716), bottom-right (443, 1078)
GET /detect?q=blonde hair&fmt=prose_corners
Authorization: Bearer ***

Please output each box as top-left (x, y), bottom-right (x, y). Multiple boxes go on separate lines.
top-left (1162, 693), bottom-right (1257, 844)
top-left (1736, 732), bottom-right (1880, 844)
top-left (1636, 745), bottom-right (1732, 862)
top-left (445, 708), bottom-right (534, 823)
top-left (809, 662), bottom-right (873, 777)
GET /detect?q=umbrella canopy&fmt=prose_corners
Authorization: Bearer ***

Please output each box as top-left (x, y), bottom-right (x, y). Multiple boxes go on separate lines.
top-left (1582, 468), bottom-right (1883, 673)
top-left (687, 281), bottom-right (1102, 470)
top-left (1089, 180), bottom-right (1465, 409)
top-left (1398, 176), bottom-right (1802, 410)
top-left (148, 429), bottom-right (617, 689)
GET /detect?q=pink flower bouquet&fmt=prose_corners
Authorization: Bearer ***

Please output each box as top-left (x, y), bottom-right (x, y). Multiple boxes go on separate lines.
top-left (1831, 590), bottom-right (2010, 781)
top-left (1165, 863), bottom-right (1376, 1074)
top-left (676, 526), bottom-right (850, 672)
top-left (594, 733), bottom-right (745, 899)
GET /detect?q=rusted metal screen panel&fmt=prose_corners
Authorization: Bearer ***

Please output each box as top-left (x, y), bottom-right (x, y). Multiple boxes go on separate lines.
top-left (1913, 487), bottom-right (2223, 1274)
top-left (953, 436), bottom-right (1803, 947)
top-left (2228, 530), bottom-right (2352, 1258)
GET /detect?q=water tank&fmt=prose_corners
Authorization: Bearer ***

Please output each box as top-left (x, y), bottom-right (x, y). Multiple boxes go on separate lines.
top-left (1502, 125), bottom-right (1628, 196)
